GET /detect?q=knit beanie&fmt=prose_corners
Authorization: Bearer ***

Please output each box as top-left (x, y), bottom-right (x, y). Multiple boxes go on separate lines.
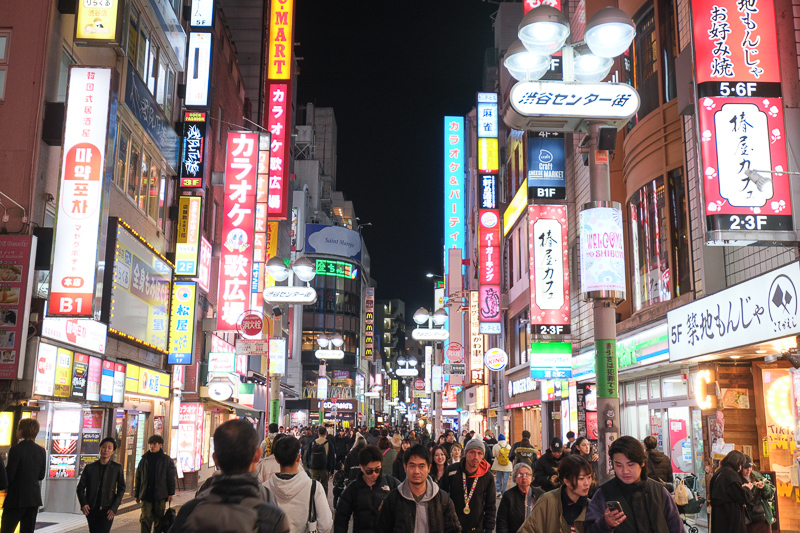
top-left (464, 438), bottom-right (486, 454)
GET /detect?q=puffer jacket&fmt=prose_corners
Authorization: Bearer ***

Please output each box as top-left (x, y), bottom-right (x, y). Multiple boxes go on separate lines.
top-left (532, 450), bottom-right (563, 491)
top-left (438, 458), bottom-right (497, 533)
top-left (334, 472), bottom-right (399, 533)
top-left (496, 485), bottom-right (545, 533)
top-left (170, 473), bottom-right (289, 533)
top-left (134, 450), bottom-right (176, 502)
top-left (646, 448), bottom-right (675, 484)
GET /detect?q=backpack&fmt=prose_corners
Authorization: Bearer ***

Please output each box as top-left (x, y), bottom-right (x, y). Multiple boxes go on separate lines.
top-left (180, 490), bottom-right (265, 533)
top-left (310, 441), bottom-right (328, 470)
top-left (497, 444), bottom-right (511, 466)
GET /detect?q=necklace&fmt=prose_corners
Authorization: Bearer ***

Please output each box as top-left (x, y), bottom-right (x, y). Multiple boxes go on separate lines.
top-left (462, 472), bottom-right (477, 514)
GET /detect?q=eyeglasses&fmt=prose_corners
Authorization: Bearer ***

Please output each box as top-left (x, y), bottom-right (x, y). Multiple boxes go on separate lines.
top-left (363, 467), bottom-right (382, 475)
top-left (516, 473), bottom-right (532, 478)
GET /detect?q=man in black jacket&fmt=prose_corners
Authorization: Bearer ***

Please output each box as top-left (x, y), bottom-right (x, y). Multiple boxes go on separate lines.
top-left (335, 445), bottom-right (399, 533)
top-left (533, 437), bottom-right (564, 491)
top-left (643, 436), bottom-right (675, 485)
top-left (377, 444), bottom-right (460, 533)
top-left (134, 434), bottom-right (177, 533)
top-left (439, 439), bottom-right (496, 533)
top-left (1, 419), bottom-right (46, 533)
top-left (76, 438), bottom-right (126, 533)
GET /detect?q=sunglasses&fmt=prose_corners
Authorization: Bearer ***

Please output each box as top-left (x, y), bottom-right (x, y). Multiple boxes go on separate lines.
top-left (363, 467), bottom-right (382, 475)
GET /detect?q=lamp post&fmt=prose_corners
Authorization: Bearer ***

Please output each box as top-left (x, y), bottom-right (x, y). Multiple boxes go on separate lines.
top-left (413, 306), bottom-right (447, 437)
top-left (501, 5), bottom-right (637, 484)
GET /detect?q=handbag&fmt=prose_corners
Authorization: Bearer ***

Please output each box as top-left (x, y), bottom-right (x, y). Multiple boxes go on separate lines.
top-left (159, 502), bottom-right (177, 533)
top-left (307, 478), bottom-right (318, 533)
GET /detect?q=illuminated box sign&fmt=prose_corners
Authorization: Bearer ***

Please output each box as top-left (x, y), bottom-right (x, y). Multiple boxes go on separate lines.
top-left (107, 220), bottom-right (173, 353)
top-left (208, 352), bottom-right (235, 373)
top-left (444, 117), bottom-right (465, 275)
top-left (49, 67), bottom-right (113, 318)
top-left (125, 364), bottom-right (170, 398)
top-left (315, 259), bottom-right (357, 279)
top-left (480, 175), bottom-right (496, 209)
top-left (579, 207), bottom-right (625, 297)
top-left (216, 131), bottom-right (259, 330)
top-left (190, 0), bottom-right (214, 27)
top-left (180, 112), bottom-right (207, 188)
top-left (530, 342), bottom-right (572, 379)
top-left (267, 0), bottom-right (295, 79)
top-left (264, 84), bottom-right (289, 219)
top-left (185, 32), bottom-right (212, 107)
top-left (478, 138), bottom-right (499, 173)
top-left (524, 0), bottom-right (561, 13)
top-left (364, 287), bottom-right (375, 361)
top-left (168, 282), bottom-right (197, 365)
top-left (75, 0), bottom-right (122, 44)
top-left (0, 236), bottom-right (36, 379)
top-left (176, 196), bottom-right (202, 275)
top-left (529, 205), bottom-right (571, 335)
top-left (195, 237), bottom-right (212, 292)
top-left (252, 133), bottom-right (273, 310)
top-left (479, 210), bottom-right (501, 334)
top-left (477, 93), bottom-right (498, 138)
top-left (269, 338), bottom-right (286, 374)
top-left (527, 132), bottom-right (566, 200)
top-left (692, 0), bottom-right (790, 239)
top-left (503, 180), bottom-right (528, 236)
top-left (42, 318), bottom-right (108, 355)
top-left (469, 291), bottom-right (484, 385)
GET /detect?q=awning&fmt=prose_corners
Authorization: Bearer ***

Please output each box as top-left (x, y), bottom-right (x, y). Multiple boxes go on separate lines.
top-left (200, 395), bottom-right (262, 419)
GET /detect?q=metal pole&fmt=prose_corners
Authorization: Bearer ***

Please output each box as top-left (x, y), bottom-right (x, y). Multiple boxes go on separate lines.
top-left (433, 341), bottom-right (441, 438)
top-left (586, 123), bottom-right (620, 485)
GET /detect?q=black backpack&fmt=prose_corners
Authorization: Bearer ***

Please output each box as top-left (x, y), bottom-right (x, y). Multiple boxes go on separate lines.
top-left (310, 441), bottom-right (328, 470)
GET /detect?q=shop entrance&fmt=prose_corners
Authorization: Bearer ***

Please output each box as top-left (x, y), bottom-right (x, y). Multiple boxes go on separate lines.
top-left (117, 410), bottom-right (148, 498)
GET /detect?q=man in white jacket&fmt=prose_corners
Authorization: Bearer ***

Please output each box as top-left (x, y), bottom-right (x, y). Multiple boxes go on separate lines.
top-left (264, 436), bottom-right (333, 533)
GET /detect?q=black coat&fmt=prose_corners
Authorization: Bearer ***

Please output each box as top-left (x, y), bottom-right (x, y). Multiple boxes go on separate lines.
top-left (134, 450), bottom-right (176, 502)
top-left (495, 485), bottom-right (545, 533)
top-left (334, 437), bottom-right (349, 463)
top-left (4, 440), bottom-right (46, 509)
top-left (646, 449), bottom-right (675, 484)
top-left (76, 460), bottom-right (126, 512)
top-left (709, 466), bottom-right (750, 533)
top-left (438, 460), bottom-right (497, 533)
top-left (345, 445), bottom-right (365, 482)
top-left (392, 451), bottom-right (406, 482)
top-left (533, 450), bottom-right (563, 491)
top-left (334, 472), bottom-right (400, 533)
top-left (376, 484), bottom-right (461, 533)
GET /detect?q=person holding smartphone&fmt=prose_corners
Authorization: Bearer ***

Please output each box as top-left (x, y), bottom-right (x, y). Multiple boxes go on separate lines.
top-left (584, 436), bottom-right (684, 533)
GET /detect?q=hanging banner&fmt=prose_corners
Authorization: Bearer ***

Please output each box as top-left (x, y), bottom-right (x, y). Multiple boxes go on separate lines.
top-left (579, 206), bottom-right (625, 298)
top-left (444, 117), bottom-right (465, 276)
top-left (529, 205), bottom-right (570, 335)
top-left (175, 196), bottom-right (202, 276)
top-left (168, 282), bottom-right (197, 365)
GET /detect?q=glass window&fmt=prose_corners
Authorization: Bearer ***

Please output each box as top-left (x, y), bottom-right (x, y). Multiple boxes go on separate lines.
top-left (138, 151), bottom-right (150, 210)
top-left (57, 49), bottom-right (75, 102)
top-left (127, 8), bottom-right (139, 65)
top-left (156, 56), bottom-right (167, 106)
top-left (659, 0), bottom-right (678, 103)
top-left (157, 174), bottom-right (166, 228)
top-left (639, 405), bottom-right (650, 441)
top-left (0, 31), bottom-right (9, 101)
top-left (633, 4), bottom-right (658, 119)
top-left (136, 23), bottom-right (149, 79)
top-left (165, 67), bottom-right (175, 119)
top-left (637, 381), bottom-right (648, 401)
top-left (662, 375), bottom-right (688, 397)
top-left (629, 177), bottom-right (669, 312)
top-left (649, 378), bottom-right (661, 400)
top-left (625, 382), bottom-right (636, 404)
top-left (115, 124), bottom-right (131, 190)
top-left (147, 158), bottom-right (160, 221)
top-left (147, 44), bottom-right (158, 94)
top-left (127, 140), bottom-right (142, 200)
top-left (668, 168), bottom-right (690, 298)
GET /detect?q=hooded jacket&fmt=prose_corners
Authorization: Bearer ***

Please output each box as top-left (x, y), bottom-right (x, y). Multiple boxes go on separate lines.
top-left (255, 455), bottom-right (280, 483)
top-left (645, 449), bottom-right (675, 484)
top-left (333, 471), bottom-right (399, 533)
top-left (263, 469), bottom-right (333, 533)
top-left (376, 476), bottom-right (461, 533)
top-left (438, 458), bottom-right (497, 533)
top-left (532, 449), bottom-right (563, 491)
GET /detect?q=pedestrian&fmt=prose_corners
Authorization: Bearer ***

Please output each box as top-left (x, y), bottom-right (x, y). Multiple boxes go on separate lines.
top-left (643, 436), bottom-right (675, 488)
top-left (367, 428), bottom-right (380, 447)
top-left (491, 434), bottom-right (513, 495)
top-left (448, 442), bottom-right (463, 465)
top-left (1, 419), bottom-right (46, 533)
top-left (335, 430), bottom-right (349, 464)
top-left (407, 430), bottom-right (418, 444)
top-left (134, 434), bottom-right (177, 533)
top-left (439, 439), bottom-right (496, 533)
top-left (260, 423), bottom-right (280, 458)
top-left (437, 435), bottom-right (446, 446)
top-left (584, 436), bottom-right (684, 533)
top-left (742, 455), bottom-right (775, 533)
top-left (496, 462), bottom-right (545, 533)
top-left (332, 461), bottom-right (347, 508)
top-left (533, 437), bottom-right (564, 491)
top-left (708, 449), bottom-right (751, 533)
top-left (376, 444), bottom-right (460, 533)
top-left (517, 454), bottom-right (593, 533)
top-left (442, 430), bottom-right (456, 456)
top-left (482, 431), bottom-right (497, 464)
top-left (509, 430), bottom-right (537, 468)
top-left (379, 436), bottom-right (397, 475)
top-left (431, 445), bottom-right (449, 485)
top-left (264, 435), bottom-right (333, 533)
top-left (299, 427), bottom-right (315, 469)
top-left (564, 431), bottom-right (577, 453)
top-left (391, 433), bottom-right (403, 452)
top-left (334, 445), bottom-right (400, 533)
top-left (571, 437), bottom-right (599, 496)
top-left (391, 438), bottom-right (412, 482)
top-left (256, 433), bottom-right (286, 483)
top-left (346, 433), bottom-right (368, 482)
top-left (170, 419), bottom-right (289, 533)
top-left (76, 437), bottom-right (125, 533)
top-left (306, 425), bottom-right (335, 496)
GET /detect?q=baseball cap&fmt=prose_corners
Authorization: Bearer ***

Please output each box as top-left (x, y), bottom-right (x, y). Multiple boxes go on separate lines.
top-left (550, 437), bottom-right (563, 452)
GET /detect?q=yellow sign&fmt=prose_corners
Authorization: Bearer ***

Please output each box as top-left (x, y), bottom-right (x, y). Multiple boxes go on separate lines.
top-left (267, 0), bottom-right (294, 79)
top-left (267, 222), bottom-right (279, 257)
top-left (75, 0), bottom-right (121, 43)
top-left (54, 348), bottom-right (74, 398)
top-left (175, 197), bottom-right (202, 276)
top-left (0, 412), bottom-right (14, 446)
top-left (478, 138), bottom-right (499, 173)
top-left (391, 379), bottom-right (398, 400)
top-left (125, 364), bottom-right (140, 393)
top-left (125, 364), bottom-right (170, 398)
top-left (504, 179), bottom-right (528, 236)
top-left (168, 282), bottom-right (197, 366)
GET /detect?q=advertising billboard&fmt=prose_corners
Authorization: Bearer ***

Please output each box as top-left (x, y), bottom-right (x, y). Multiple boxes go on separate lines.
top-left (180, 111), bottom-right (207, 188)
top-left (185, 32), bottom-right (212, 107)
top-left (527, 132), bottom-right (566, 200)
top-left (444, 117), bottom-right (465, 275)
top-left (74, 0), bottom-right (122, 44)
top-left (529, 205), bottom-right (570, 335)
top-left (168, 282), bottom-right (197, 365)
top-left (579, 206), bottom-right (625, 297)
top-left (0, 236), bottom-right (36, 379)
top-left (304, 224), bottom-right (363, 260)
top-left (175, 196), bottom-right (202, 276)
top-left (49, 67), bottom-right (112, 317)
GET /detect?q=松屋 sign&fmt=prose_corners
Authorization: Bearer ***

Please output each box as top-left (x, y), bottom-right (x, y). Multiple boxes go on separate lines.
top-left (692, 0), bottom-right (791, 241)
top-left (529, 205), bottom-right (570, 335)
top-left (444, 117), bottom-right (465, 275)
top-left (216, 132), bottom-right (258, 330)
top-left (49, 67), bottom-right (112, 317)
top-left (579, 206), bottom-right (625, 298)
top-left (168, 282), bottom-right (197, 365)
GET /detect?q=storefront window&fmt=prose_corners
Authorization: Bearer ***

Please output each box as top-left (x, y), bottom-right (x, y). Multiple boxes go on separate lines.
top-left (649, 379), bottom-right (660, 399)
top-left (625, 382), bottom-right (636, 403)
top-left (115, 124), bottom-right (130, 190)
top-left (633, 4), bottom-right (658, 119)
top-left (127, 140), bottom-right (141, 200)
top-left (637, 381), bottom-right (648, 401)
top-left (668, 168), bottom-right (690, 298)
top-left (661, 375), bottom-right (687, 397)
top-left (138, 151), bottom-right (150, 210)
top-left (127, 7), bottom-right (139, 66)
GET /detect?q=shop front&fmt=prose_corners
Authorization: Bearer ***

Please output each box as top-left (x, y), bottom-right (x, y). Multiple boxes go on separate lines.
top-left (286, 398), bottom-right (320, 429)
top-left (504, 370), bottom-right (542, 450)
top-left (316, 398), bottom-right (359, 429)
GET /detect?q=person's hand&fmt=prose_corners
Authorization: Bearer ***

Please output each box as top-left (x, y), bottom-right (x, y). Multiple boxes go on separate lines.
top-left (756, 481), bottom-right (765, 489)
top-left (168, 495), bottom-right (173, 503)
top-left (604, 509), bottom-right (626, 529)
top-left (743, 483), bottom-right (754, 490)
top-left (81, 505), bottom-right (91, 516)
top-left (591, 453), bottom-right (599, 462)
top-left (106, 510), bottom-right (115, 520)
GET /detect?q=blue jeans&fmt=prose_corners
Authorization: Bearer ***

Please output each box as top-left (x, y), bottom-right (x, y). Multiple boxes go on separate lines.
top-left (495, 470), bottom-right (510, 493)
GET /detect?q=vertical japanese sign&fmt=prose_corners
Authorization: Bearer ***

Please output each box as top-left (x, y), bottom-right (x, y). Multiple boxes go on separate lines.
top-left (478, 210), bottom-right (502, 334)
top-left (364, 287), bottom-right (375, 361)
top-left (479, 175), bottom-right (497, 209)
top-left (175, 196), bottom-right (202, 276)
top-left (528, 205), bottom-right (570, 335)
top-left (424, 346), bottom-right (432, 393)
top-left (267, 0), bottom-right (294, 80)
top-left (527, 132), bottom-right (566, 200)
top-left (252, 133), bottom-right (272, 309)
top-left (477, 93), bottom-right (498, 138)
top-left (190, 0), bottom-right (214, 27)
top-left (444, 117), bottom-right (465, 276)
top-left (216, 132), bottom-right (258, 330)
top-left (692, 0), bottom-right (791, 238)
top-left (185, 32), bottom-right (212, 107)
top-left (469, 291), bottom-right (484, 384)
top-left (264, 84), bottom-right (289, 220)
top-left (49, 67), bottom-right (112, 317)
top-left (0, 236), bottom-right (36, 379)
top-left (180, 111), bottom-right (206, 188)
top-left (195, 237), bottom-right (212, 292)
top-left (168, 282), bottom-right (197, 365)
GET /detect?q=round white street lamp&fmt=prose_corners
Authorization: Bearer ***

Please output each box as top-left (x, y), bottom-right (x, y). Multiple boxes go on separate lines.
top-left (503, 40), bottom-right (550, 82)
top-left (413, 307), bottom-right (430, 325)
top-left (518, 5), bottom-right (570, 55)
top-left (265, 255), bottom-right (318, 283)
top-left (432, 308), bottom-right (448, 326)
top-left (584, 7), bottom-right (636, 58)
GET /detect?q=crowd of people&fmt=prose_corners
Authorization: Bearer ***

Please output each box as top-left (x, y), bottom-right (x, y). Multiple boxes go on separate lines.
top-left (0, 417), bottom-right (767, 533)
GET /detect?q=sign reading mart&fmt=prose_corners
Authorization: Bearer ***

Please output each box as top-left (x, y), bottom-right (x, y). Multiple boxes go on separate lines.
top-left (667, 261), bottom-right (800, 361)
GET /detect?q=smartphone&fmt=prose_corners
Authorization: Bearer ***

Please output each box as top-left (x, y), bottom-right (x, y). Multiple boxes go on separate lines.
top-left (606, 501), bottom-right (623, 513)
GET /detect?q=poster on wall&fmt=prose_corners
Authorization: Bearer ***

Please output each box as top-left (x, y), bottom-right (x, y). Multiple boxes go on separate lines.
top-left (177, 403), bottom-right (204, 473)
top-left (0, 236), bottom-right (37, 379)
top-left (668, 419), bottom-right (691, 474)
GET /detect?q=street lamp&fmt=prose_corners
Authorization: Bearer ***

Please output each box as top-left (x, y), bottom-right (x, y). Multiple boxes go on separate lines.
top-left (265, 256), bottom-right (317, 283)
top-left (316, 332), bottom-right (344, 360)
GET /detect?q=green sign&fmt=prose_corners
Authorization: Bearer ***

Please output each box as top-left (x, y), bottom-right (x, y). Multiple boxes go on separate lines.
top-left (315, 259), bottom-right (357, 279)
top-left (269, 399), bottom-right (280, 425)
top-left (594, 339), bottom-right (618, 398)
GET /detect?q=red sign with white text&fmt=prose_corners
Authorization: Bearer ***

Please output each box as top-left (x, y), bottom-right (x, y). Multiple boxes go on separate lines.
top-left (216, 132), bottom-right (258, 330)
top-left (478, 210), bottom-right (501, 286)
top-left (524, 0), bottom-right (561, 14)
top-left (528, 205), bottom-right (571, 335)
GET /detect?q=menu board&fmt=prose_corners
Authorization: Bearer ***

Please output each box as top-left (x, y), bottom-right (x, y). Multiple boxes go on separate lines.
top-left (54, 348), bottom-right (73, 397)
top-left (71, 353), bottom-right (89, 398)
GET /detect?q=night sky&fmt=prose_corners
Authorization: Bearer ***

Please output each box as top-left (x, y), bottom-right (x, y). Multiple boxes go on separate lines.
top-left (295, 1), bottom-right (498, 313)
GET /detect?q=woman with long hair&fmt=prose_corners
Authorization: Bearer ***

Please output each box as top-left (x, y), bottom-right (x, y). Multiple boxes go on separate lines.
top-left (742, 455), bottom-right (775, 533)
top-left (709, 449), bottom-right (751, 533)
top-left (571, 436), bottom-right (599, 493)
top-left (391, 438), bottom-right (412, 481)
top-left (344, 433), bottom-right (367, 482)
top-left (448, 442), bottom-right (463, 465)
top-left (431, 446), bottom-right (449, 484)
